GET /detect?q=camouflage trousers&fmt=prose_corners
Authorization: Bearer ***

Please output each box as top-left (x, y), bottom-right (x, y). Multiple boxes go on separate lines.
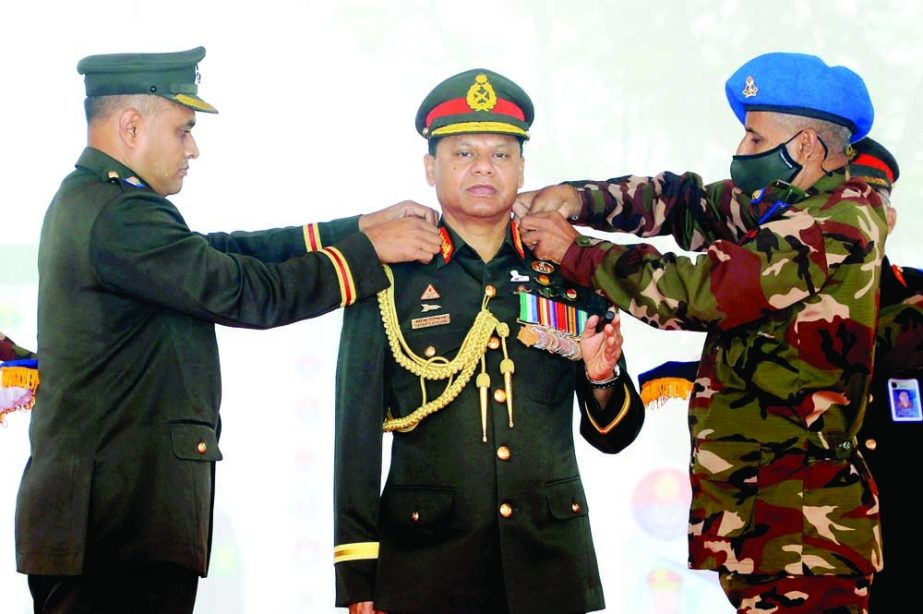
top-left (718, 572), bottom-right (874, 614)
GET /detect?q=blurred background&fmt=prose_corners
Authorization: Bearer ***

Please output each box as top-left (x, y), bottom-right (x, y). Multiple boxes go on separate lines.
top-left (2, 1), bottom-right (920, 611)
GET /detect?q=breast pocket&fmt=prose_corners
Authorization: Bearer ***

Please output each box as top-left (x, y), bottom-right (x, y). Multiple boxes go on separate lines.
top-left (515, 335), bottom-right (576, 406)
top-left (388, 325), bottom-right (466, 415)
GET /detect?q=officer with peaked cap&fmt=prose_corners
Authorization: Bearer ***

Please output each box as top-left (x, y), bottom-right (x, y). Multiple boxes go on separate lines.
top-left (14, 46), bottom-right (441, 613)
top-left (516, 51), bottom-right (887, 612)
top-left (332, 68), bottom-right (645, 614)
top-left (848, 137), bottom-right (923, 612)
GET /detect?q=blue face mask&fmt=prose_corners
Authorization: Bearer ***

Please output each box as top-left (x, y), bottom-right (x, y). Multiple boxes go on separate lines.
top-left (730, 132), bottom-right (803, 196)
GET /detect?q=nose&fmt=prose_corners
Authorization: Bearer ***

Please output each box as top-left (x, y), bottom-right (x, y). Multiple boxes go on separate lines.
top-left (471, 152), bottom-right (494, 175)
top-left (186, 134), bottom-right (200, 159)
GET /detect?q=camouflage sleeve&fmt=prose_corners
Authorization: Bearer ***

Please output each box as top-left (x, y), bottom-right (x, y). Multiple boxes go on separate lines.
top-left (559, 208), bottom-right (830, 333)
top-left (874, 271), bottom-right (923, 376)
top-left (566, 173), bottom-right (760, 251)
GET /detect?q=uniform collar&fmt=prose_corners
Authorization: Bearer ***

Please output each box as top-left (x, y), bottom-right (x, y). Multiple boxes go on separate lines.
top-left (436, 217), bottom-right (526, 267)
top-left (76, 147), bottom-right (148, 188)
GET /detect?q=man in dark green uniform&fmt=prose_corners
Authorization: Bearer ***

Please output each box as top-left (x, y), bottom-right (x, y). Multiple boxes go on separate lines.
top-left (847, 137), bottom-right (923, 611)
top-left (333, 68), bottom-right (646, 614)
top-left (15, 46), bottom-right (442, 614)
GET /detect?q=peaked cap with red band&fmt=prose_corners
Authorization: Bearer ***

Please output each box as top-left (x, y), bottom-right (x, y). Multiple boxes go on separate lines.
top-left (415, 68), bottom-right (534, 140)
top-left (849, 136), bottom-right (899, 190)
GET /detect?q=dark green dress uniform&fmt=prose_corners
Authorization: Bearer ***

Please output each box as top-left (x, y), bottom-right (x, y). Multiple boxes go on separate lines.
top-left (333, 221), bottom-right (645, 614)
top-left (15, 144), bottom-right (388, 577)
top-left (861, 261), bottom-right (923, 609)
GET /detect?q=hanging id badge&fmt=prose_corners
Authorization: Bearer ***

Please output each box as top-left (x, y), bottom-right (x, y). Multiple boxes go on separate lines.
top-left (888, 378), bottom-right (923, 422)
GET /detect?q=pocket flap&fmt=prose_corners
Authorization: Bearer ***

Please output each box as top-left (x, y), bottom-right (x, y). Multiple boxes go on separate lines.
top-left (544, 478), bottom-right (589, 520)
top-left (380, 485), bottom-right (455, 528)
top-left (170, 421), bottom-right (223, 461)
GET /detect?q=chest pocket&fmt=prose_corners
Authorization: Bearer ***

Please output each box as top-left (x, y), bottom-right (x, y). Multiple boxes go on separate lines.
top-left (512, 329), bottom-right (576, 406)
top-left (387, 324), bottom-right (468, 417)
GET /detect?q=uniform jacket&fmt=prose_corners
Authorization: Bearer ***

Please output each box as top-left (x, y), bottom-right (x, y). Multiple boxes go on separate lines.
top-left (561, 170), bottom-right (887, 576)
top-left (333, 221), bottom-right (645, 614)
top-left (16, 147), bottom-right (388, 576)
top-left (860, 259), bottom-right (923, 604)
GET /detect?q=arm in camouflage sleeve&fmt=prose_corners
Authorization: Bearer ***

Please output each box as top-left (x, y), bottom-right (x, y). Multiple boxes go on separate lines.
top-left (333, 294), bottom-right (388, 606)
top-left (875, 264), bottom-right (923, 376)
top-left (566, 174), bottom-right (763, 251)
top-left (561, 208), bottom-right (831, 333)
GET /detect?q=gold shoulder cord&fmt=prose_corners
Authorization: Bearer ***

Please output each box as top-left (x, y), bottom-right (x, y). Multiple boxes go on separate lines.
top-left (377, 265), bottom-right (514, 441)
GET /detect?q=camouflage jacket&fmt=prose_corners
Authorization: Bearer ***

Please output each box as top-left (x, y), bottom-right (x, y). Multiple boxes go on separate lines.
top-left (560, 170), bottom-right (888, 576)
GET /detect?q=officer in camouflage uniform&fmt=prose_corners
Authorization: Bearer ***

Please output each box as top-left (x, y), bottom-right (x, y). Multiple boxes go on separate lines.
top-left (518, 52), bottom-right (886, 613)
top-left (15, 47), bottom-right (441, 614)
top-left (333, 68), bottom-right (645, 614)
top-left (847, 138), bottom-right (923, 611)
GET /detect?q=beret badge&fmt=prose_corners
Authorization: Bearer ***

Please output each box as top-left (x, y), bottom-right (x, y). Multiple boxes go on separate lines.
top-left (742, 76), bottom-right (759, 98)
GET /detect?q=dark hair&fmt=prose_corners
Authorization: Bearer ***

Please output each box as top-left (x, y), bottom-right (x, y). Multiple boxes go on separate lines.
top-left (428, 136), bottom-right (525, 156)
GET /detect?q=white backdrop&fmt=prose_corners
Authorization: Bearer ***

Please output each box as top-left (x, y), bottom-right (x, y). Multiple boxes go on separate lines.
top-left (2, 1), bottom-right (921, 612)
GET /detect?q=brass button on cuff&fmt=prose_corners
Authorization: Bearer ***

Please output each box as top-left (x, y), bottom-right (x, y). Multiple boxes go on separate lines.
top-left (499, 503), bottom-right (513, 518)
top-left (496, 445), bottom-right (511, 461)
top-left (196, 441), bottom-right (207, 455)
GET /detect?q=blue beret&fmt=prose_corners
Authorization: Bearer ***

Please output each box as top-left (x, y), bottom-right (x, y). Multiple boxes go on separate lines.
top-left (725, 52), bottom-right (872, 142)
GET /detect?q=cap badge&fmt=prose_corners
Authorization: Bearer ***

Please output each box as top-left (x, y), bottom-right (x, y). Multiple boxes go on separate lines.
top-left (742, 76), bottom-right (759, 98)
top-left (466, 74), bottom-right (498, 112)
top-left (194, 65), bottom-right (202, 86)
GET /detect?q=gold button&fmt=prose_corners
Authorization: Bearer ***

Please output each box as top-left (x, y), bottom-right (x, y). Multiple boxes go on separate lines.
top-left (424, 345), bottom-right (437, 358)
top-left (499, 503), bottom-right (513, 518)
top-left (197, 441), bottom-right (207, 455)
top-left (488, 336), bottom-right (501, 350)
top-left (571, 502), bottom-right (582, 514)
top-left (411, 511), bottom-right (420, 523)
top-left (864, 438), bottom-right (877, 451)
top-left (484, 284), bottom-right (496, 298)
top-left (493, 389), bottom-right (507, 404)
top-left (496, 445), bottom-right (511, 461)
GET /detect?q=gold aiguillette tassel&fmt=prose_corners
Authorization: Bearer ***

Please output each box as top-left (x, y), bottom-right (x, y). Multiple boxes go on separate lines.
top-left (501, 358), bottom-right (514, 427)
top-left (477, 357), bottom-right (490, 442)
top-left (496, 323), bottom-right (514, 428)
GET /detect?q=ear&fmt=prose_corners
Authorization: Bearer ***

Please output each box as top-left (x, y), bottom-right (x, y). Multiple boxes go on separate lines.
top-left (887, 206), bottom-right (897, 234)
top-left (797, 129), bottom-right (826, 162)
top-left (424, 153), bottom-right (436, 187)
top-left (518, 155), bottom-right (525, 189)
top-left (118, 107), bottom-right (143, 148)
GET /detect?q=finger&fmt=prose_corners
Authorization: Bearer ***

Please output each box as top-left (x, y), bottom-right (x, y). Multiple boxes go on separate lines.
top-left (516, 190), bottom-right (537, 206)
top-left (583, 314), bottom-right (600, 337)
top-left (512, 201), bottom-right (530, 219)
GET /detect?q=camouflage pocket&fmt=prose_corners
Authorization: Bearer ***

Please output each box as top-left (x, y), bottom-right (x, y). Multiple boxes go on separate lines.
top-left (691, 439), bottom-right (761, 539)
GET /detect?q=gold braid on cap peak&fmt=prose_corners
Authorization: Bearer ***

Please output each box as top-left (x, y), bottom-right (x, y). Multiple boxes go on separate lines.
top-left (377, 265), bottom-right (513, 438)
